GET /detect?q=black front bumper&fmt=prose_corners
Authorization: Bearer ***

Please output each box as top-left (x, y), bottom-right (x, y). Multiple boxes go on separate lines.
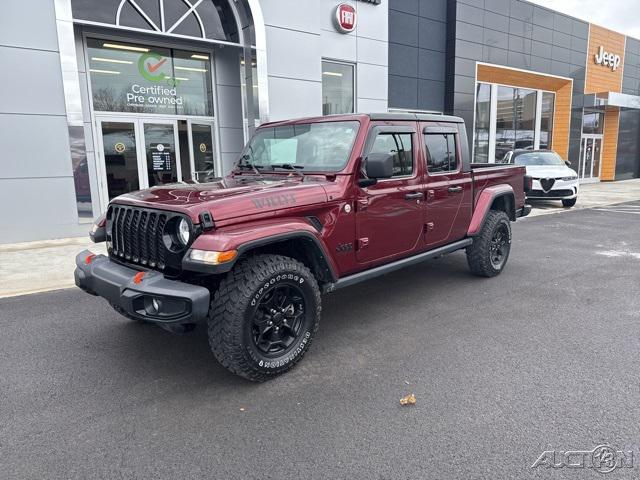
top-left (74, 250), bottom-right (210, 325)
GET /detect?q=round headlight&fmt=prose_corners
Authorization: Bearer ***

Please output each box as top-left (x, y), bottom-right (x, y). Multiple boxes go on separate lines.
top-left (177, 218), bottom-right (190, 245)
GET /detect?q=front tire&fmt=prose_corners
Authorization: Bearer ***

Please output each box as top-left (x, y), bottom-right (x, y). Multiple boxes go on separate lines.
top-left (466, 210), bottom-right (512, 277)
top-left (207, 255), bottom-right (321, 382)
top-left (562, 197), bottom-right (577, 208)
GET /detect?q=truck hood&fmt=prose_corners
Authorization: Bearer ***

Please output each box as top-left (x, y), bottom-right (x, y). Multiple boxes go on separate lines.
top-left (112, 175), bottom-right (330, 222)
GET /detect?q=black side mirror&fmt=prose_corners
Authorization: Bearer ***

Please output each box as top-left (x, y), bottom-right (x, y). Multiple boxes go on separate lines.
top-left (366, 152), bottom-right (395, 178)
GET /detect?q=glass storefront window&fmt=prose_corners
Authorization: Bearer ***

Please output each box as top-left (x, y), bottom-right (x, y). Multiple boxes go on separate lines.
top-left (539, 92), bottom-right (555, 150)
top-left (582, 111), bottom-right (605, 134)
top-left (87, 39), bottom-right (213, 116)
top-left (495, 86), bottom-right (536, 161)
top-left (474, 83), bottom-right (491, 162)
top-left (322, 60), bottom-right (355, 115)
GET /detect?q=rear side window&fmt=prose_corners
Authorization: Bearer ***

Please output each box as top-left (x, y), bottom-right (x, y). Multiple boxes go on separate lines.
top-left (369, 133), bottom-right (413, 177)
top-left (425, 133), bottom-right (458, 174)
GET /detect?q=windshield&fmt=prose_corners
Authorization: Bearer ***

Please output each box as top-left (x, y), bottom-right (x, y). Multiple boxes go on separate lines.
top-left (513, 151), bottom-right (565, 166)
top-left (240, 121), bottom-right (360, 172)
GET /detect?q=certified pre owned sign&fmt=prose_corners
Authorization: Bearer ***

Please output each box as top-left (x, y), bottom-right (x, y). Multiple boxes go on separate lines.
top-left (334, 3), bottom-right (357, 33)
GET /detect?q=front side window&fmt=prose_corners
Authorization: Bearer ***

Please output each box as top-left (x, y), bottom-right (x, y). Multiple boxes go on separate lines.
top-left (369, 133), bottom-right (414, 177)
top-left (425, 134), bottom-right (458, 174)
top-left (322, 60), bottom-right (355, 115)
top-left (242, 121), bottom-right (359, 172)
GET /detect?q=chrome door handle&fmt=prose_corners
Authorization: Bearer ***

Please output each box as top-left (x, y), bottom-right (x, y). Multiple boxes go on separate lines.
top-left (448, 186), bottom-right (463, 193)
top-left (405, 192), bottom-right (424, 200)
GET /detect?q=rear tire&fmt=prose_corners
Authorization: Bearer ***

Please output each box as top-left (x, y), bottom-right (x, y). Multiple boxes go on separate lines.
top-left (466, 210), bottom-right (512, 278)
top-left (562, 197), bottom-right (577, 208)
top-left (207, 254), bottom-right (321, 382)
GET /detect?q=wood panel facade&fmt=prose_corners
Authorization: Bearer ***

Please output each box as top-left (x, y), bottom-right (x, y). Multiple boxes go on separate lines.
top-left (585, 24), bottom-right (626, 95)
top-left (476, 64), bottom-right (572, 160)
top-left (585, 24), bottom-right (626, 180)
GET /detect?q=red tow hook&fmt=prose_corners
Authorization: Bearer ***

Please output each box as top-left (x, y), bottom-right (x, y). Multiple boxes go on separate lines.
top-left (133, 272), bottom-right (145, 284)
top-left (85, 254), bottom-right (96, 265)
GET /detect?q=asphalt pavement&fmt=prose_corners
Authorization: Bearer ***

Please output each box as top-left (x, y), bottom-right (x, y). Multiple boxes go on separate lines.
top-left (1, 202), bottom-right (640, 479)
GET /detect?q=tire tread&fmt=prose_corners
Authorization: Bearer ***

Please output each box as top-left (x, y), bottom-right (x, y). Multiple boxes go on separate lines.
top-left (466, 210), bottom-right (511, 278)
top-left (207, 254), bottom-right (321, 382)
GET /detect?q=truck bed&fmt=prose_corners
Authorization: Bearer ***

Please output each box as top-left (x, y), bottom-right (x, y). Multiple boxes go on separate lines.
top-left (470, 163), bottom-right (527, 211)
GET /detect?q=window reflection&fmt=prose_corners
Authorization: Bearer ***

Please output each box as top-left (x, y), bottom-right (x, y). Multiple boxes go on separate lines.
top-left (87, 39), bottom-right (213, 116)
top-left (539, 92), bottom-right (555, 150)
top-left (474, 83), bottom-right (491, 162)
top-left (495, 86), bottom-right (537, 161)
top-left (322, 60), bottom-right (355, 115)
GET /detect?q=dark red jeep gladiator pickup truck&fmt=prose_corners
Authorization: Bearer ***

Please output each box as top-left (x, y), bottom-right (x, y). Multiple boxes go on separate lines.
top-left (75, 113), bottom-right (531, 381)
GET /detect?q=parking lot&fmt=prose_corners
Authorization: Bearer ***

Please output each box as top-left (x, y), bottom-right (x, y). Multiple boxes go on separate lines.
top-left (1, 202), bottom-right (640, 479)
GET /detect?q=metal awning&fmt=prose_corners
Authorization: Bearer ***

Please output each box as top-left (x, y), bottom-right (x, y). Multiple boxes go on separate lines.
top-left (594, 92), bottom-right (640, 109)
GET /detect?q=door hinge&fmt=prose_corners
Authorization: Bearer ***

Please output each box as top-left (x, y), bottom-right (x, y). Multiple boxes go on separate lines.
top-left (357, 237), bottom-right (369, 250)
top-left (426, 222), bottom-right (434, 232)
top-left (427, 190), bottom-right (435, 201)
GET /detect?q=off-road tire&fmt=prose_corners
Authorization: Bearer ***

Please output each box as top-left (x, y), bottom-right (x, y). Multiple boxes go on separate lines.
top-left (562, 197), bottom-right (577, 208)
top-left (110, 302), bottom-right (145, 322)
top-left (207, 254), bottom-right (321, 382)
top-left (466, 210), bottom-right (512, 278)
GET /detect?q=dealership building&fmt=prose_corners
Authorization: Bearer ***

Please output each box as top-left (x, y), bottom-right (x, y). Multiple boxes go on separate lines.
top-left (1, 0), bottom-right (640, 243)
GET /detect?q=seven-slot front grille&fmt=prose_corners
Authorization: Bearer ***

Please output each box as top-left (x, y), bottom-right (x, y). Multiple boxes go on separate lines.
top-left (108, 205), bottom-right (169, 271)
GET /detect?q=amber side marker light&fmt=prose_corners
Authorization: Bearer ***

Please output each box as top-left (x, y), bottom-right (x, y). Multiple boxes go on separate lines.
top-left (189, 249), bottom-right (238, 265)
top-left (85, 254), bottom-right (96, 265)
top-left (133, 272), bottom-right (145, 284)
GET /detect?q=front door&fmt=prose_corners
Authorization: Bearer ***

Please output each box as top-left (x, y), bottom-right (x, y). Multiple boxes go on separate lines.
top-left (578, 135), bottom-right (602, 182)
top-left (355, 126), bottom-right (425, 265)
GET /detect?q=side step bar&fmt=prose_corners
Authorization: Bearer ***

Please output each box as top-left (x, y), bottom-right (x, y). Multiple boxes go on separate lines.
top-left (325, 238), bottom-right (473, 293)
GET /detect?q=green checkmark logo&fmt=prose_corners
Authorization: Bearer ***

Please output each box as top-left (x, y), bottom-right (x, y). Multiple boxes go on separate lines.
top-left (138, 51), bottom-right (167, 82)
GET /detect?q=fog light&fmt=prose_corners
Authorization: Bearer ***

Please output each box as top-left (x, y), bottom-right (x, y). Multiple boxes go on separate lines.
top-left (190, 249), bottom-right (237, 265)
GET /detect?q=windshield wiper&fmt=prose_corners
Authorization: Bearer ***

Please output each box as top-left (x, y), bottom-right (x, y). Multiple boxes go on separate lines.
top-left (269, 163), bottom-right (305, 178)
top-left (236, 154), bottom-right (263, 176)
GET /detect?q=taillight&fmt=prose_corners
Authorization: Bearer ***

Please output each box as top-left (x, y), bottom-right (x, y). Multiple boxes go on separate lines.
top-left (524, 175), bottom-right (533, 193)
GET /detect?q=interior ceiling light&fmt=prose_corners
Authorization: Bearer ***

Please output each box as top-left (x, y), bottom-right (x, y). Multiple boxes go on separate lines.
top-left (103, 42), bottom-right (149, 52)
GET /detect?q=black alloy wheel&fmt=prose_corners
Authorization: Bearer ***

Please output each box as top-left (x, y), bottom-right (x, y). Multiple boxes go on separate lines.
top-left (251, 283), bottom-right (306, 356)
top-left (489, 223), bottom-right (510, 270)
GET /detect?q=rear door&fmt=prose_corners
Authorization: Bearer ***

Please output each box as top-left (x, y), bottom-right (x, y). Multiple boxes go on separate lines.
top-left (421, 124), bottom-right (473, 247)
top-left (355, 123), bottom-right (425, 264)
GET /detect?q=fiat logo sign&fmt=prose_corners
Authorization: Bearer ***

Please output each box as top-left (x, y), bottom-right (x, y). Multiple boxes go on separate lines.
top-left (334, 3), bottom-right (357, 33)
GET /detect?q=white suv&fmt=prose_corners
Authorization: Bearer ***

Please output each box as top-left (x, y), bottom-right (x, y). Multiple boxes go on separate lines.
top-left (502, 150), bottom-right (579, 208)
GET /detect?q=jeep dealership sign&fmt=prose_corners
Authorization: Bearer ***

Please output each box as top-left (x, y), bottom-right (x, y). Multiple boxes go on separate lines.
top-left (595, 46), bottom-right (621, 71)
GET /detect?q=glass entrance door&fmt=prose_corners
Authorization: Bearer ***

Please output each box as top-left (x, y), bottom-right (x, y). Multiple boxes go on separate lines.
top-left (578, 135), bottom-right (603, 182)
top-left (96, 116), bottom-right (185, 209)
top-left (188, 120), bottom-right (216, 182)
top-left (96, 119), bottom-right (142, 202)
top-left (141, 120), bottom-right (182, 188)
